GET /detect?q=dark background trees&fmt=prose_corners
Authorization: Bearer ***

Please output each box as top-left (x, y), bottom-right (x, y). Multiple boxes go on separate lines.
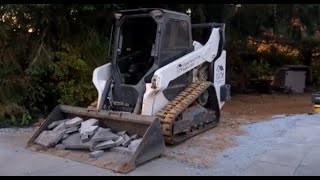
top-left (1, 4), bottom-right (320, 126)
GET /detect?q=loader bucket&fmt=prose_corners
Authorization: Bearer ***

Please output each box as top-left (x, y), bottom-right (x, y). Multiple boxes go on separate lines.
top-left (27, 105), bottom-right (166, 173)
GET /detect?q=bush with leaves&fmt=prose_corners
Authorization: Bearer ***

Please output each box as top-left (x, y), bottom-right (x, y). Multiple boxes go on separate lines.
top-left (247, 60), bottom-right (273, 81)
top-left (51, 52), bottom-right (96, 106)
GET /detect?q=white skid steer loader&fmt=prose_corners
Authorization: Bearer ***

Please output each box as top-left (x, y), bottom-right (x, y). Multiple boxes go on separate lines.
top-left (28, 8), bottom-right (231, 173)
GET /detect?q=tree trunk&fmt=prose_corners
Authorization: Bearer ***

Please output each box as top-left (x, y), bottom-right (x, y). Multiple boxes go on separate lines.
top-left (301, 48), bottom-right (313, 66)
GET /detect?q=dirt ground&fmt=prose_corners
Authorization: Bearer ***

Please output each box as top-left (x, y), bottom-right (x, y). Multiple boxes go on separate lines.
top-left (30, 93), bottom-right (314, 170)
top-left (163, 93), bottom-right (313, 167)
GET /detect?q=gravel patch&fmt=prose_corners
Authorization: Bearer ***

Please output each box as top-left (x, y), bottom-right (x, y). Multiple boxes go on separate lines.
top-left (0, 127), bottom-right (38, 135)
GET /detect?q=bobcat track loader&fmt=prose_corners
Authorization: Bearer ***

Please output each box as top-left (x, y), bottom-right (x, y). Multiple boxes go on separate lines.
top-left (28, 8), bottom-right (231, 173)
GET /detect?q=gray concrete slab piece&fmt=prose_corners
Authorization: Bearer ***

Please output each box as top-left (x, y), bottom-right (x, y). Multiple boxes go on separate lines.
top-left (114, 136), bottom-right (125, 147)
top-left (62, 133), bottom-right (97, 151)
top-left (48, 120), bottom-right (67, 130)
top-left (300, 147), bottom-right (320, 166)
top-left (259, 147), bottom-right (306, 167)
top-left (94, 140), bottom-right (115, 150)
top-left (55, 144), bottom-right (65, 150)
top-left (91, 128), bottom-right (119, 142)
top-left (35, 130), bottom-right (65, 147)
top-left (294, 164), bottom-right (320, 176)
top-left (65, 117), bottom-right (83, 128)
top-left (65, 126), bottom-right (79, 134)
top-left (122, 134), bottom-right (131, 147)
top-left (89, 150), bottom-right (104, 159)
top-left (244, 161), bottom-right (295, 176)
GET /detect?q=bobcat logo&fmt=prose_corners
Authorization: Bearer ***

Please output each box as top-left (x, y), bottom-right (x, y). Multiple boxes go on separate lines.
top-left (215, 65), bottom-right (224, 84)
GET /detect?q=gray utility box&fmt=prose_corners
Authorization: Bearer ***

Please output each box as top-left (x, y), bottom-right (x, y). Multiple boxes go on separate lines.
top-left (274, 65), bottom-right (311, 93)
top-left (285, 70), bottom-right (306, 93)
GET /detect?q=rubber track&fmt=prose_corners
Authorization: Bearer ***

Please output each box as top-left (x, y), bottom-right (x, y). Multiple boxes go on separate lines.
top-left (156, 81), bottom-right (213, 144)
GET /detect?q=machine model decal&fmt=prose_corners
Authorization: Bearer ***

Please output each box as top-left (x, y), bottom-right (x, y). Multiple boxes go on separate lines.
top-left (176, 56), bottom-right (200, 74)
top-left (215, 65), bottom-right (224, 84)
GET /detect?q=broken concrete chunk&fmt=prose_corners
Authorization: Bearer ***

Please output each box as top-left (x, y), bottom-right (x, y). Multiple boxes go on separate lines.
top-left (117, 131), bottom-right (127, 136)
top-left (128, 139), bottom-right (142, 152)
top-left (112, 147), bottom-right (133, 155)
top-left (80, 125), bottom-right (99, 136)
top-left (91, 128), bottom-right (119, 142)
top-left (94, 140), bottom-right (115, 150)
top-left (130, 134), bottom-right (139, 140)
top-left (65, 126), bottom-right (79, 134)
top-left (53, 122), bottom-right (67, 132)
top-left (114, 136), bottom-right (125, 147)
top-left (65, 117), bottom-right (83, 128)
top-left (48, 120), bottom-right (67, 130)
top-left (81, 133), bottom-right (90, 143)
top-left (121, 134), bottom-right (132, 147)
top-left (55, 144), bottom-right (65, 150)
top-left (81, 118), bottom-right (99, 128)
top-left (80, 119), bottom-right (99, 136)
top-left (35, 130), bottom-right (65, 147)
top-left (62, 133), bottom-right (97, 151)
top-left (62, 133), bottom-right (69, 140)
top-left (89, 150), bottom-right (104, 159)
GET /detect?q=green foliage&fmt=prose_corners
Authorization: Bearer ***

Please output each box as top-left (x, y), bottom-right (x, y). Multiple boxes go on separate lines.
top-left (0, 103), bottom-right (31, 127)
top-left (0, 4), bottom-right (112, 126)
top-left (52, 52), bottom-right (96, 106)
top-left (226, 41), bottom-right (258, 92)
top-left (247, 60), bottom-right (272, 80)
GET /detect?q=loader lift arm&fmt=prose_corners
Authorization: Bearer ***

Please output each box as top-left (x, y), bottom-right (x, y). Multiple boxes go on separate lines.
top-left (151, 27), bottom-right (221, 91)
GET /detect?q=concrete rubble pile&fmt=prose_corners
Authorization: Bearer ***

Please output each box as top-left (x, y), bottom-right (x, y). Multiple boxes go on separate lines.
top-left (35, 117), bottom-right (142, 159)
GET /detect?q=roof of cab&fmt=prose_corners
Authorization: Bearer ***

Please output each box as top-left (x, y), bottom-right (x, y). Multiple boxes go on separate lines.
top-left (116, 8), bottom-right (188, 17)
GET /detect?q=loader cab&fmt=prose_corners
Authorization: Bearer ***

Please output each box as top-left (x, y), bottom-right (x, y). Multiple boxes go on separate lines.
top-left (157, 10), bottom-right (193, 67)
top-left (112, 9), bottom-right (192, 85)
top-left (114, 12), bottom-right (157, 85)
top-left (110, 9), bottom-right (193, 111)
